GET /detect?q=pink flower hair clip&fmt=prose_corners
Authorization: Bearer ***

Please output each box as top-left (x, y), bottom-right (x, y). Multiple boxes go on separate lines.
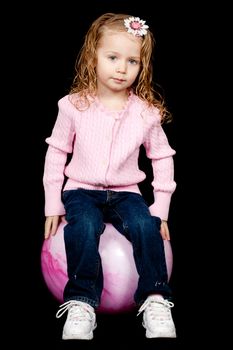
top-left (124, 16), bottom-right (149, 37)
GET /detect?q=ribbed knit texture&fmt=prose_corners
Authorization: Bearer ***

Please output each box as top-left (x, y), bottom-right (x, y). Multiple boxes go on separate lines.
top-left (43, 92), bottom-right (176, 220)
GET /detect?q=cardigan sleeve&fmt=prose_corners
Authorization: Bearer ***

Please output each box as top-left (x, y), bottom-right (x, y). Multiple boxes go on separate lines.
top-left (43, 97), bottom-right (75, 216)
top-left (143, 112), bottom-right (176, 221)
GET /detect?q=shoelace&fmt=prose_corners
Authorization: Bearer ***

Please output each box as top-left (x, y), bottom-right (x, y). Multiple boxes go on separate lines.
top-left (56, 300), bottom-right (95, 323)
top-left (137, 298), bottom-right (174, 319)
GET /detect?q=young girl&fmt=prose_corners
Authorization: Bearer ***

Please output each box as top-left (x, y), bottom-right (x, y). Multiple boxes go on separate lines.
top-left (43, 12), bottom-right (177, 340)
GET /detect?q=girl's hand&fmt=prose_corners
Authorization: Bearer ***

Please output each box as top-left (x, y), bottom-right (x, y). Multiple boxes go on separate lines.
top-left (160, 220), bottom-right (170, 240)
top-left (44, 215), bottom-right (66, 240)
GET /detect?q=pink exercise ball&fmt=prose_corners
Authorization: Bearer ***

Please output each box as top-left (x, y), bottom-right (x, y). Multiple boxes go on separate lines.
top-left (41, 222), bottom-right (173, 313)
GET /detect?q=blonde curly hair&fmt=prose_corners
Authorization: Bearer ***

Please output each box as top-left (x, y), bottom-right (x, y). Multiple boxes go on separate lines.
top-left (69, 13), bottom-right (172, 123)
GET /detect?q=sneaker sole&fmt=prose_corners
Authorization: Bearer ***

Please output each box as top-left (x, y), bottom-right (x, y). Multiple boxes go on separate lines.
top-left (146, 330), bottom-right (177, 338)
top-left (142, 321), bottom-right (176, 338)
top-left (62, 323), bottom-right (97, 340)
top-left (62, 332), bottom-right (94, 340)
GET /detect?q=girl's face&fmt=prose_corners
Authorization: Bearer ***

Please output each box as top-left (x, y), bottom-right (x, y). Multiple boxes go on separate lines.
top-left (96, 30), bottom-right (141, 94)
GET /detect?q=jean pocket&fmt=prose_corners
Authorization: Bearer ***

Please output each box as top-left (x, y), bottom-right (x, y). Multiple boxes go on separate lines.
top-left (62, 189), bottom-right (76, 204)
top-left (151, 215), bottom-right (162, 228)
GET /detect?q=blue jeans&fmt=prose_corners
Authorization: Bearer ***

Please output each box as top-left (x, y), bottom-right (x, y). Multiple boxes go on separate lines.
top-left (62, 188), bottom-right (172, 308)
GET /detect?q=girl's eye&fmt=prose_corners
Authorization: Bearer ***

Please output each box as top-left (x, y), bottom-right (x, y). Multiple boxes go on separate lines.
top-left (108, 56), bottom-right (117, 61)
top-left (129, 59), bottom-right (138, 65)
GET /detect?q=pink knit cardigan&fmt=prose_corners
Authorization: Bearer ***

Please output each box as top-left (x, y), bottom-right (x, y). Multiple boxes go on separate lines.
top-left (43, 93), bottom-right (176, 220)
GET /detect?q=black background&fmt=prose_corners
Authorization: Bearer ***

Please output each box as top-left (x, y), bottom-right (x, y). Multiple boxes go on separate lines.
top-left (6, 0), bottom-right (223, 348)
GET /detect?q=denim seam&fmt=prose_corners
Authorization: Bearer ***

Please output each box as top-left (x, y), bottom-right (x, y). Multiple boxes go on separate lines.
top-left (112, 208), bottom-right (129, 233)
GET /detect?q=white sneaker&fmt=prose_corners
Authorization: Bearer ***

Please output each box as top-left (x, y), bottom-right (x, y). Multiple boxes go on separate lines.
top-left (56, 300), bottom-right (97, 340)
top-left (138, 295), bottom-right (177, 338)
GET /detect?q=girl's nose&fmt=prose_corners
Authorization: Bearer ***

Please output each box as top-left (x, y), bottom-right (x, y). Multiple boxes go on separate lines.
top-left (116, 61), bottom-right (126, 74)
